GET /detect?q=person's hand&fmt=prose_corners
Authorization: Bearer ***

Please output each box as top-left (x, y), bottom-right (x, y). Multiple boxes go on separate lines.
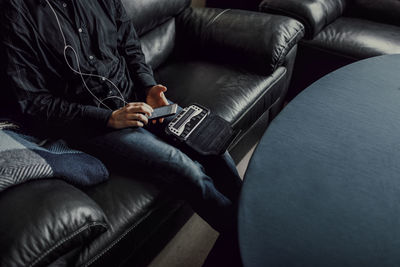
top-left (146, 84), bottom-right (169, 124)
top-left (107, 102), bottom-right (153, 129)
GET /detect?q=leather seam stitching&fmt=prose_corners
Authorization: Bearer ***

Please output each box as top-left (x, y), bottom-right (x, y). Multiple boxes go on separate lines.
top-left (29, 221), bottom-right (108, 267)
top-left (273, 27), bottom-right (304, 71)
top-left (206, 9), bottom-right (231, 27)
top-left (81, 207), bottom-right (156, 267)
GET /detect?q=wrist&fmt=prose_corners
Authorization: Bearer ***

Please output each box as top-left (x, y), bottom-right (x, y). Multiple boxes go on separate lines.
top-left (107, 111), bottom-right (116, 128)
top-left (145, 86), bottom-right (154, 97)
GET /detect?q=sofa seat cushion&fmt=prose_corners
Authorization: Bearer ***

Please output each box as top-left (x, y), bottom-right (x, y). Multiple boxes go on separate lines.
top-left (154, 60), bottom-right (287, 132)
top-left (76, 174), bottom-right (180, 266)
top-left (0, 180), bottom-right (107, 267)
top-left (303, 17), bottom-right (400, 60)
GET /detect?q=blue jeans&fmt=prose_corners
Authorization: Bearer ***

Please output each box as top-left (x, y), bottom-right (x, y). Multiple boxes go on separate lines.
top-left (72, 115), bottom-right (242, 232)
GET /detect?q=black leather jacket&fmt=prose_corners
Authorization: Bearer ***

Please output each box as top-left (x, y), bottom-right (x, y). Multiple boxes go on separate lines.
top-left (1, 0), bottom-right (156, 137)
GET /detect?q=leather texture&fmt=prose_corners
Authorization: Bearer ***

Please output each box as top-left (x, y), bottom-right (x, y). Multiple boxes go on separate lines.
top-left (207, 0), bottom-right (261, 10)
top-left (75, 175), bottom-right (162, 266)
top-left (0, 180), bottom-right (107, 267)
top-left (0, 0), bottom-right (304, 265)
top-left (260, 0), bottom-right (346, 39)
top-left (121, 0), bottom-right (190, 36)
top-left (155, 60), bottom-right (287, 133)
top-left (304, 17), bottom-right (400, 59)
top-left (348, 0), bottom-right (400, 27)
top-left (257, 0), bottom-right (400, 100)
top-left (140, 18), bottom-right (176, 70)
top-left (176, 8), bottom-right (304, 74)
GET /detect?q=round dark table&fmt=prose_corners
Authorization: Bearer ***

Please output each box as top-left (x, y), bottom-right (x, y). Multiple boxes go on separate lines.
top-left (239, 54), bottom-right (400, 267)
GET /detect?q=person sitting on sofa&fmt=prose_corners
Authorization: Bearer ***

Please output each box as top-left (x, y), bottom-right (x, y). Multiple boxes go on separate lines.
top-left (1, 0), bottom-right (242, 232)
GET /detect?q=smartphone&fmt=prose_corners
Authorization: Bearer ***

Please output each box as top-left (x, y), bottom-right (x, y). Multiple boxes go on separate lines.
top-left (148, 104), bottom-right (178, 120)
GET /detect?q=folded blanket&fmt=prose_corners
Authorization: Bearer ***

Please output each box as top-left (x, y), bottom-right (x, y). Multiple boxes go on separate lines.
top-left (0, 128), bottom-right (109, 192)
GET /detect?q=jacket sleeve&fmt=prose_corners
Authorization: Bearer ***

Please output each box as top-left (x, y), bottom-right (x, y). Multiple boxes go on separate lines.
top-left (2, 4), bottom-right (112, 134)
top-left (115, 0), bottom-right (157, 99)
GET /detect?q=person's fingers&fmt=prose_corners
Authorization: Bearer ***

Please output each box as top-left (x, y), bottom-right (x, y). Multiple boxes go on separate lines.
top-left (150, 85), bottom-right (167, 99)
top-left (126, 120), bottom-right (144, 128)
top-left (152, 84), bottom-right (167, 92)
top-left (125, 102), bottom-right (153, 116)
top-left (125, 113), bottom-right (148, 125)
top-left (157, 84), bottom-right (167, 93)
top-left (141, 102), bottom-right (154, 111)
top-left (161, 96), bottom-right (169, 106)
top-left (159, 88), bottom-right (169, 105)
top-left (126, 102), bottom-right (154, 112)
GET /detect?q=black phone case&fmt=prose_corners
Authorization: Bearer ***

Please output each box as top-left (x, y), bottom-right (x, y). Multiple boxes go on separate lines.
top-left (165, 104), bottom-right (236, 155)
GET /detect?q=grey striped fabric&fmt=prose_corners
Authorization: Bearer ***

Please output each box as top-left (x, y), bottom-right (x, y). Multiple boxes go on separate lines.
top-left (0, 129), bottom-right (109, 192)
top-left (0, 131), bottom-right (54, 191)
top-left (0, 122), bottom-right (19, 130)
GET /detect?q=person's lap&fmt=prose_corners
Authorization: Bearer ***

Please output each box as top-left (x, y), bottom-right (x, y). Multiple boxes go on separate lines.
top-left (71, 115), bottom-right (241, 231)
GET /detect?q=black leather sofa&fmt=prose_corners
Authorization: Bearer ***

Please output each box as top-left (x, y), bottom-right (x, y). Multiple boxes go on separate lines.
top-left (0, 0), bottom-right (304, 266)
top-left (208, 0), bottom-right (400, 100)
top-left (207, 0), bottom-right (261, 11)
top-left (259, 0), bottom-right (400, 99)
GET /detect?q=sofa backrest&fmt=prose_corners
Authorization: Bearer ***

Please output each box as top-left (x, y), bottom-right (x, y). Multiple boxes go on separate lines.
top-left (121, 0), bottom-right (191, 69)
top-left (347, 0), bottom-right (400, 26)
top-left (207, 0), bottom-right (261, 10)
top-left (122, 0), bottom-right (191, 36)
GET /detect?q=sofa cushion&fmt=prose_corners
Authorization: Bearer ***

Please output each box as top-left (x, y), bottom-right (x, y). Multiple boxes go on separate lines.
top-left (207, 0), bottom-right (261, 10)
top-left (75, 174), bottom-right (169, 266)
top-left (348, 0), bottom-right (400, 27)
top-left (141, 18), bottom-right (176, 70)
top-left (154, 60), bottom-right (287, 133)
top-left (176, 8), bottom-right (304, 74)
top-left (303, 17), bottom-right (400, 60)
top-left (0, 180), bottom-right (107, 267)
top-left (122, 0), bottom-right (190, 36)
top-left (260, 0), bottom-right (346, 39)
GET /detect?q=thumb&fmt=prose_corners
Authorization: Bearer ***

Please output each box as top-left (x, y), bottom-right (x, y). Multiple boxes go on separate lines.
top-left (156, 84), bottom-right (167, 93)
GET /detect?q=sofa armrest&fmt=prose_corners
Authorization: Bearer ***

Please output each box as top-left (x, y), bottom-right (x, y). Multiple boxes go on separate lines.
top-left (176, 8), bottom-right (304, 74)
top-left (0, 179), bottom-right (108, 267)
top-left (260, 0), bottom-right (346, 39)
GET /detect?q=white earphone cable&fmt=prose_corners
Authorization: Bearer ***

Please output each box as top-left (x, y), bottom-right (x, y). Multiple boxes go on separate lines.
top-left (46, 0), bottom-right (127, 110)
